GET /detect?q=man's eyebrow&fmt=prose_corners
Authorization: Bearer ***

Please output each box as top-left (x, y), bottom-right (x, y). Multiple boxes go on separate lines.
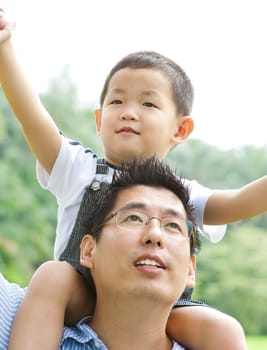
top-left (119, 202), bottom-right (186, 218)
top-left (120, 202), bottom-right (147, 211)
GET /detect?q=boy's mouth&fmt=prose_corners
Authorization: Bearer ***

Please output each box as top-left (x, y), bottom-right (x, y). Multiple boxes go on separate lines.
top-left (117, 127), bottom-right (140, 135)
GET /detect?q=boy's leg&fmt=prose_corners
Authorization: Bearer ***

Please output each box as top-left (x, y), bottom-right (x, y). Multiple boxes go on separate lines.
top-left (8, 261), bottom-right (94, 350)
top-left (167, 305), bottom-right (247, 350)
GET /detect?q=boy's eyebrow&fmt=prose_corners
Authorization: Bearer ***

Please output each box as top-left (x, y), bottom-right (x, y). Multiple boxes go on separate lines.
top-left (141, 89), bottom-right (161, 98)
top-left (109, 88), bottom-right (125, 95)
top-left (108, 88), bottom-right (161, 98)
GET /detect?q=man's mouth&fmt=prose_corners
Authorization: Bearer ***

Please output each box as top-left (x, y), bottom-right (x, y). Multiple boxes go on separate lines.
top-left (135, 257), bottom-right (166, 269)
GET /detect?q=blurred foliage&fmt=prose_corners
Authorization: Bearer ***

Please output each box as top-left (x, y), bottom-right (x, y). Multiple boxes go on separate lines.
top-left (196, 225), bottom-right (267, 334)
top-left (167, 141), bottom-right (267, 229)
top-left (0, 66), bottom-right (267, 334)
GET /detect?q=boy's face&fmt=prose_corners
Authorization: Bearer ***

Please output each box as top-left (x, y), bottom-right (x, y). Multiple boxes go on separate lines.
top-left (81, 185), bottom-right (196, 304)
top-left (95, 68), bottom-right (193, 166)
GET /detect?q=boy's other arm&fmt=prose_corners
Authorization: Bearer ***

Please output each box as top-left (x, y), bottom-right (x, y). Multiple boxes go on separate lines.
top-left (0, 14), bottom-right (61, 174)
top-left (204, 175), bottom-right (267, 224)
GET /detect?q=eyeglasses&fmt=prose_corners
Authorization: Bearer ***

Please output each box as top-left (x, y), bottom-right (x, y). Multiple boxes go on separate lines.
top-left (93, 208), bottom-right (195, 238)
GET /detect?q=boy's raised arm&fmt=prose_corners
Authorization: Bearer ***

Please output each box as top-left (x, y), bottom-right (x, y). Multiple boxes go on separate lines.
top-left (204, 175), bottom-right (267, 224)
top-left (0, 9), bottom-right (61, 174)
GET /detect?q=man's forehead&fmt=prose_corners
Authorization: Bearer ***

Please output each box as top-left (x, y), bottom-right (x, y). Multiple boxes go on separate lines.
top-left (113, 185), bottom-right (186, 216)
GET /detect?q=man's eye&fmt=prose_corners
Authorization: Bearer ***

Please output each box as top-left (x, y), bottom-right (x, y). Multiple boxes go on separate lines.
top-left (110, 100), bottom-right (122, 105)
top-left (125, 214), bottom-right (143, 223)
top-left (165, 221), bottom-right (182, 232)
top-left (122, 214), bottom-right (143, 223)
top-left (143, 102), bottom-right (157, 108)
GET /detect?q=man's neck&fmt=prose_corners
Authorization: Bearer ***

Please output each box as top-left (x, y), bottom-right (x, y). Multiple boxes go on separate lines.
top-left (89, 298), bottom-right (174, 350)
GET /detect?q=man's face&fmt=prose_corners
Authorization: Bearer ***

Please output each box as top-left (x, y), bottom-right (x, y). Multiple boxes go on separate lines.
top-left (94, 68), bottom-right (192, 166)
top-left (82, 185), bottom-right (196, 305)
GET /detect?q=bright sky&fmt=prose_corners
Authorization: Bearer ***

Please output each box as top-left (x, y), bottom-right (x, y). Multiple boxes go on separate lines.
top-left (6, 0), bottom-right (267, 149)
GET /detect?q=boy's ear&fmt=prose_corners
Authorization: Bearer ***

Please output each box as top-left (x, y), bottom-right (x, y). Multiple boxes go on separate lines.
top-left (80, 234), bottom-right (96, 269)
top-left (173, 116), bottom-right (194, 145)
top-left (186, 256), bottom-right (196, 289)
top-left (94, 109), bottom-right (102, 133)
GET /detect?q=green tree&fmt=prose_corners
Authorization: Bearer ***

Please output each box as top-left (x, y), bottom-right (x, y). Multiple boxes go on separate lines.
top-left (40, 65), bottom-right (102, 153)
top-left (196, 224), bottom-right (267, 334)
top-left (0, 67), bottom-right (103, 285)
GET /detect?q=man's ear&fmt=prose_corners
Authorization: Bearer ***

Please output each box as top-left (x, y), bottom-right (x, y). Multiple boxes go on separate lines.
top-left (94, 109), bottom-right (102, 134)
top-left (80, 234), bottom-right (96, 269)
top-left (186, 256), bottom-right (196, 289)
top-left (172, 116), bottom-right (194, 145)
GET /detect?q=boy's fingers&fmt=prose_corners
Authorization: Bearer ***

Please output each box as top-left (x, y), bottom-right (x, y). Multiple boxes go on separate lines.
top-left (0, 10), bottom-right (16, 40)
top-left (0, 23), bottom-right (15, 44)
top-left (0, 10), bottom-right (7, 29)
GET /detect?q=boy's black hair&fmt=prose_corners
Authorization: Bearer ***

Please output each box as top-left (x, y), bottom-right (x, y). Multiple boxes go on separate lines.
top-left (100, 51), bottom-right (194, 116)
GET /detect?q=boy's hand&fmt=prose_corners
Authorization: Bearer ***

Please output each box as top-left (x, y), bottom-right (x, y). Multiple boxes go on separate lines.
top-left (0, 9), bottom-right (16, 44)
top-left (0, 10), bottom-right (7, 28)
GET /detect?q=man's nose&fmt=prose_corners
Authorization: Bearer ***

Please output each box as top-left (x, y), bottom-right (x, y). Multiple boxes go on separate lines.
top-left (142, 219), bottom-right (165, 248)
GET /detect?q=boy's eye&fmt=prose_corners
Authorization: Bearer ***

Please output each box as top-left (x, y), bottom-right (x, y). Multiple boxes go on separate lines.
top-left (110, 99), bottom-right (122, 105)
top-left (143, 102), bottom-right (158, 108)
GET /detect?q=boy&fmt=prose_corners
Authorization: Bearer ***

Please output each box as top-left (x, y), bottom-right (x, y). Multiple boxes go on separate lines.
top-left (1, 7), bottom-right (263, 349)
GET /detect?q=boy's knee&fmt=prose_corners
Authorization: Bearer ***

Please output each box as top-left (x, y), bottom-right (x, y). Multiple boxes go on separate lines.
top-left (215, 311), bottom-right (244, 334)
top-left (211, 311), bottom-right (247, 349)
top-left (28, 260), bottom-right (79, 292)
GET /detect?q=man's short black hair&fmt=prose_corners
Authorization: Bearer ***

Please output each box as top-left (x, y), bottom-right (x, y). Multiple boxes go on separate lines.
top-left (82, 156), bottom-right (200, 256)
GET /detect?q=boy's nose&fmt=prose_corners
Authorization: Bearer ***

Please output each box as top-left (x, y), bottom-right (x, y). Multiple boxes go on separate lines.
top-left (119, 109), bottom-right (139, 121)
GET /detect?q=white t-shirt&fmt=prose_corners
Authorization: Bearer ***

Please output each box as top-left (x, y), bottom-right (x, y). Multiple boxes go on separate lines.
top-left (37, 135), bottom-right (226, 259)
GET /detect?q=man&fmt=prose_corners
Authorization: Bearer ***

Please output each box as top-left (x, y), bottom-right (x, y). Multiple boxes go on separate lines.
top-left (1, 157), bottom-right (200, 349)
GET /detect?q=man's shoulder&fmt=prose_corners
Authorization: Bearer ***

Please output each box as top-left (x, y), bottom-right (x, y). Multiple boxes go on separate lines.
top-left (172, 339), bottom-right (185, 349)
top-left (60, 317), bottom-right (107, 349)
top-left (0, 274), bottom-right (26, 350)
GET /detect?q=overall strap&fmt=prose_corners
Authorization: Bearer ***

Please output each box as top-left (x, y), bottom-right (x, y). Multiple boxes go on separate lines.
top-left (59, 158), bottom-right (110, 291)
top-left (90, 158), bottom-right (109, 191)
